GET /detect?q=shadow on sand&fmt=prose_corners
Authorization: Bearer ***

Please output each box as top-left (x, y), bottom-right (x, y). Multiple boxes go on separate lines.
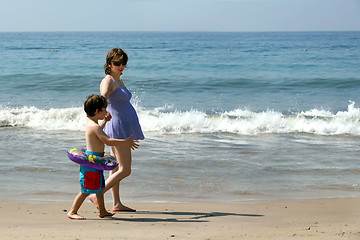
top-left (97, 210), bottom-right (264, 223)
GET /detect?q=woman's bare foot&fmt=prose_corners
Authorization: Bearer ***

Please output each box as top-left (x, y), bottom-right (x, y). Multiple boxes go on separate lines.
top-left (99, 210), bottom-right (115, 218)
top-left (67, 212), bottom-right (86, 220)
top-left (112, 204), bottom-right (136, 212)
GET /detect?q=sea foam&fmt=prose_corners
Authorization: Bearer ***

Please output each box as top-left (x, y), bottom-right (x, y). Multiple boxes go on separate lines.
top-left (0, 106), bottom-right (85, 131)
top-left (1, 102), bottom-right (360, 135)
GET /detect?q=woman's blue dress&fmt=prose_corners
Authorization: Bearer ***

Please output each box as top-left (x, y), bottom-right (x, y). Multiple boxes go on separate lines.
top-left (104, 83), bottom-right (144, 140)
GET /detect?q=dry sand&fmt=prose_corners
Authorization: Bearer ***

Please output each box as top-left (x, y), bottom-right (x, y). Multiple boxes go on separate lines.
top-left (1, 198), bottom-right (359, 240)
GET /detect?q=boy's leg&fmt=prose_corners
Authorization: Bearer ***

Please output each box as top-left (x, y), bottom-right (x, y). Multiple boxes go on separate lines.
top-left (68, 192), bottom-right (89, 220)
top-left (96, 193), bottom-right (114, 218)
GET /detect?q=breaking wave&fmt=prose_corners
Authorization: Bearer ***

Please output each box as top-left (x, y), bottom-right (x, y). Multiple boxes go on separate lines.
top-left (1, 102), bottom-right (360, 136)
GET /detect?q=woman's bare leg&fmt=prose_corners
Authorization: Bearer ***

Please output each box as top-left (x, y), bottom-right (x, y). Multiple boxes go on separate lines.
top-left (90, 146), bottom-right (135, 211)
top-left (106, 145), bottom-right (135, 211)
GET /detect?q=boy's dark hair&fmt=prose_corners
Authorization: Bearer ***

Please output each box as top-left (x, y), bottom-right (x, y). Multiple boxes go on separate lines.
top-left (84, 94), bottom-right (107, 117)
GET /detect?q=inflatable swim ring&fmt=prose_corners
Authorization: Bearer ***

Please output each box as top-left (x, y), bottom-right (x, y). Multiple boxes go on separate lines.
top-left (67, 148), bottom-right (118, 170)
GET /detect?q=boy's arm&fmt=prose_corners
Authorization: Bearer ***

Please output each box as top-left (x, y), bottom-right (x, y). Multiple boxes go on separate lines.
top-left (95, 126), bottom-right (139, 150)
top-left (99, 113), bottom-right (112, 129)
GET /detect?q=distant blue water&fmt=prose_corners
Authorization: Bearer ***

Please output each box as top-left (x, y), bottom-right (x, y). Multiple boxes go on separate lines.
top-left (0, 31), bottom-right (360, 203)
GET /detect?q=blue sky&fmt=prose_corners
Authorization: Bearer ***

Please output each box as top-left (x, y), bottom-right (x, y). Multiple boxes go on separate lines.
top-left (0, 0), bottom-right (359, 32)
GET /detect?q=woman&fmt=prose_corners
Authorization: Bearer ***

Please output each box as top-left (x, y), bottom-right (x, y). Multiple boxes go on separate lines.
top-left (99, 48), bottom-right (144, 212)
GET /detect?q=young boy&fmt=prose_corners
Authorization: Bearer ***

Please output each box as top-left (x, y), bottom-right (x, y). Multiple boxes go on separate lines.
top-left (67, 94), bottom-right (139, 220)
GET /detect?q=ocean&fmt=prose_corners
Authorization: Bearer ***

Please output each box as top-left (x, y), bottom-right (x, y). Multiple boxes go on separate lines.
top-left (0, 31), bottom-right (359, 203)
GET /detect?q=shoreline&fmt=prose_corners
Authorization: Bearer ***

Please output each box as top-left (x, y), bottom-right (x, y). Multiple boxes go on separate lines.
top-left (1, 198), bottom-right (359, 240)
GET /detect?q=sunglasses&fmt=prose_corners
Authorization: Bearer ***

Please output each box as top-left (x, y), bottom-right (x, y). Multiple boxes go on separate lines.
top-left (113, 60), bottom-right (127, 66)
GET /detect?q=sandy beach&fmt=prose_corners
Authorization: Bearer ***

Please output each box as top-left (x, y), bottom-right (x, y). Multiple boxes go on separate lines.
top-left (0, 198), bottom-right (359, 240)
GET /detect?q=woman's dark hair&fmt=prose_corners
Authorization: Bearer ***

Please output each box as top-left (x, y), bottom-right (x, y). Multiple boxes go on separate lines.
top-left (84, 94), bottom-right (107, 117)
top-left (104, 48), bottom-right (128, 75)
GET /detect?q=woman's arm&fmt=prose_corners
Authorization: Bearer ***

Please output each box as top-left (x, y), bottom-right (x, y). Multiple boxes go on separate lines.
top-left (99, 76), bottom-right (114, 125)
top-left (100, 76), bottom-right (114, 99)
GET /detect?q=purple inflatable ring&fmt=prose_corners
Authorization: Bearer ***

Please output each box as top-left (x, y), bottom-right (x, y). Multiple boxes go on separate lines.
top-left (67, 148), bottom-right (118, 170)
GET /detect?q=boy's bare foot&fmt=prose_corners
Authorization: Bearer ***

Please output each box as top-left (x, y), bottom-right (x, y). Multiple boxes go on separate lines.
top-left (112, 204), bottom-right (136, 212)
top-left (89, 194), bottom-right (99, 209)
top-left (67, 212), bottom-right (86, 220)
top-left (99, 211), bottom-right (115, 218)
